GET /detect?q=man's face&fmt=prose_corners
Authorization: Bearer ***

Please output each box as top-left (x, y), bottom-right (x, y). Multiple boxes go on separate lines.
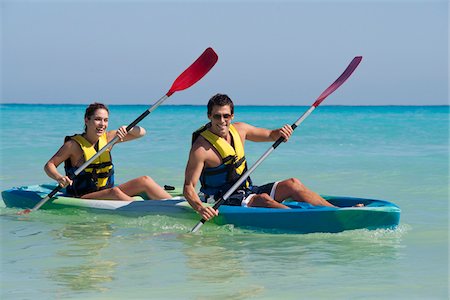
top-left (208, 105), bottom-right (234, 138)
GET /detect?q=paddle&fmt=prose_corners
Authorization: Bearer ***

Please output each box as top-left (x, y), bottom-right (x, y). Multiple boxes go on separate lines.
top-left (19, 47), bottom-right (219, 215)
top-left (191, 56), bottom-right (363, 233)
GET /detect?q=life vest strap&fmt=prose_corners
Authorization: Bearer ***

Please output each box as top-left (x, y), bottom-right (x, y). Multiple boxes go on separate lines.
top-left (87, 161), bottom-right (113, 169)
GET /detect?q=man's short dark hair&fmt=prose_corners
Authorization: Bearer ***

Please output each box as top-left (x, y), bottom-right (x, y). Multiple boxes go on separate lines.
top-left (207, 94), bottom-right (234, 115)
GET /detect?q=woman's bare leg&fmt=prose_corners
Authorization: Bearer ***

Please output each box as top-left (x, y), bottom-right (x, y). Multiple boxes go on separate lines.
top-left (81, 176), bottom-right (171, 200)
top-left (116, 176), bottom-right (171, 199)
top-left (81, 186), bottom-right (135, 200)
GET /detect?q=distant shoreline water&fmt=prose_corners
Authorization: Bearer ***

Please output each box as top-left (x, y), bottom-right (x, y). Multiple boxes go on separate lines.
top-left (1, 103), bottom-right (449, 107)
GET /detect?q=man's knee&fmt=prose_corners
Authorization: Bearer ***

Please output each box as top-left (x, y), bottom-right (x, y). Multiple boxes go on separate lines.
top-left (286, 177), bottom-right (305, 190)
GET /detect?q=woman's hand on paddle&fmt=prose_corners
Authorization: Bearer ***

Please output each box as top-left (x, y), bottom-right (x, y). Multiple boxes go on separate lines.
top-left (278, 124), bottom-right (293, 142)
top-left (57, 175), bottom-right (72, 188)
top-left (114, 126), bottom-right (145, 143)
top-left (116, 126), bottom-right (128, 141)
top-left (197, 206), bottom-right (218, 221)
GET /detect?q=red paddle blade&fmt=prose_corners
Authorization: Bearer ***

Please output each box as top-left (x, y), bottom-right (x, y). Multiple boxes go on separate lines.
top-left (167, 47), bottom-right (218, 96)
top-left (313, 56), bottom-right (363, 107)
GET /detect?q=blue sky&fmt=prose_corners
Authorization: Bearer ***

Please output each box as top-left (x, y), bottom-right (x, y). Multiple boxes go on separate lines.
top-left (1, 0), bottom-right (448, 105)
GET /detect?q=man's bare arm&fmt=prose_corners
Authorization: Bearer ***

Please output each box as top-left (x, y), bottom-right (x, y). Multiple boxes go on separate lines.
top-left (183, 143), bottom-right (219, 220)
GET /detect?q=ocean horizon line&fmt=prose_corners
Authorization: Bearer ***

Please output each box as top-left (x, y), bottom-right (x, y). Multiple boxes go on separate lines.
top-left (1, 103), bottom-right (449, 108)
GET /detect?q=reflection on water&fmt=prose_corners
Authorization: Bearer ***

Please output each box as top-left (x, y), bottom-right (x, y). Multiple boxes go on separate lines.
top-left (47, 260), bottom-right (116, 292)
top-left (172, 224), bottom-right (408, 299)
top-left (48, 220), bottom-right (117, 292)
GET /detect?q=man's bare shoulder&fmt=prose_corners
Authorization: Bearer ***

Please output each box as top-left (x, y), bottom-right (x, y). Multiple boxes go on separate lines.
top-left (189, 136), bottom-right (215, 166)
top-left (191, 135), bottom-right (212, 152)
top-left (232, 121), bottom-right (247, 128)
top-left (231, 121), bottom-right (250, 132)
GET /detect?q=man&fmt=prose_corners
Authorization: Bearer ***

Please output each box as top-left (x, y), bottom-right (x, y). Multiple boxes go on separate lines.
top-left (183, 94), bottom-right (335, 221)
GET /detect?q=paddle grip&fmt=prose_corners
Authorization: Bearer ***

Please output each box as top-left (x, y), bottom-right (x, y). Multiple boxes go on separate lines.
top-left (48, 185), bottom-right (63, 199)
top-left (212, 198), bottom-right (224, 210)
top-left (191, 200), bottom-right (221, 232)
top-left (126, 110), bottom-right (151, 132)
top-left (28, 184), bottom-right (63, 212)
top-left (272, 123), bottom-right (298, 149)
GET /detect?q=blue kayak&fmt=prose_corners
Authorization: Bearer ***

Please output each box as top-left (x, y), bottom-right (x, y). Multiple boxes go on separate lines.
top-left (1, 184), bottom-right (401, 234)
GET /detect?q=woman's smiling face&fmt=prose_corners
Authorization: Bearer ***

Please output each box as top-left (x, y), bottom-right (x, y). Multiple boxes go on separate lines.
top-left (85, 108), bottom-right (109, 137)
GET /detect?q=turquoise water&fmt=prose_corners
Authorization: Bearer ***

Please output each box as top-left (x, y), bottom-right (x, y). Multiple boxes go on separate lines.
top-left (1, 104), bottom-right (448, 299)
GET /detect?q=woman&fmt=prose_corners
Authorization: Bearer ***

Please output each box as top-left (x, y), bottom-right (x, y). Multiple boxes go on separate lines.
top-left (44, 102), bottom-right (171, 200)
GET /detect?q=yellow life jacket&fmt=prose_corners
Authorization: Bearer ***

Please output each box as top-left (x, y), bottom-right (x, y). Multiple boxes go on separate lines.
top-left (193, 123), bottom-right (251, 197)
top-left (64, 133), bottom-right (114, 196)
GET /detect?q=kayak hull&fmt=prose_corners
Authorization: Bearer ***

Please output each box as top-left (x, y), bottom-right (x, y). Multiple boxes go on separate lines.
top-left (1, 184), bottom-right (401, 234)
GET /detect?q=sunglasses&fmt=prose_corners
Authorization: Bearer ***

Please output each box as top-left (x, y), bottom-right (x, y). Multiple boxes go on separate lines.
top-left (212, 113), bottom-right (232, 120)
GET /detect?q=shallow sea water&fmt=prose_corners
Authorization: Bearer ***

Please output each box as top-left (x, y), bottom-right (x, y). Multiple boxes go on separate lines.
top-left (1, 104), bottom-right (448, 299)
